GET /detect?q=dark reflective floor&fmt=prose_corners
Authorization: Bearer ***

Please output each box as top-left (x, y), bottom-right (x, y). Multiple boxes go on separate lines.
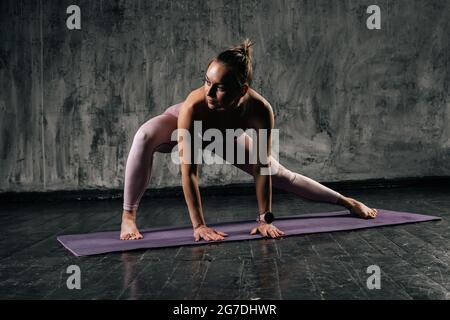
top-left (0, 185), bottom-right (449, 299)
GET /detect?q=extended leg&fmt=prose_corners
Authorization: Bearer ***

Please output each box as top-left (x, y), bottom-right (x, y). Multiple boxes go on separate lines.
top-left (229, 133), bottom-right (377, 218)
top-left (231, 133), bottom-right (342, 204)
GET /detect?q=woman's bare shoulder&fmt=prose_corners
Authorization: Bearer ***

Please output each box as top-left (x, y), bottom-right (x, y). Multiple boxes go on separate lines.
top-left (247, 88), bottom-right (273, 112)
top-left (178, 87), bottom-right (207, 122)
top-left (182, 87), bottom-right (206, 110)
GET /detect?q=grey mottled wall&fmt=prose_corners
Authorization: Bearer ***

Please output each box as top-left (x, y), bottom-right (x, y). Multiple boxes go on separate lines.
top-left (1, 0), bottom-right (449, 192)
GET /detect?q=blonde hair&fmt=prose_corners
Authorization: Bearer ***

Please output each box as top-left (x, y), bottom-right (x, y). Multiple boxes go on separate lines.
top-left (208, 38), bottom-right (254, 87)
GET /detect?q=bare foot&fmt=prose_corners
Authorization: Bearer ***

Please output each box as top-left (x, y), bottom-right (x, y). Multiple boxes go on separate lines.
top-left (120, 210), bottom-right (143, 240)
top-left (338, 196), bottom-right (378, 219)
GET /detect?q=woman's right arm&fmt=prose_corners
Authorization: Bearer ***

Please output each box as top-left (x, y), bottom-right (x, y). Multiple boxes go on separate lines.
top-left (177, 94), bottom-right (206, 230)
top-left (177, 90), bottom-right (228, 241)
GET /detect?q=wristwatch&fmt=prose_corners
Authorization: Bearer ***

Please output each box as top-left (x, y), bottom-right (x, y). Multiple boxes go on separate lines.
top-left (256, 211), bottom-right (275, 224)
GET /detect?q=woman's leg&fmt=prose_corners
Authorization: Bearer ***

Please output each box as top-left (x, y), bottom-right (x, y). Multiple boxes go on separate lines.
top-left (121, 113), bottom-right (178, 239)
top-left (231, 133), bottom-right (377, 218)
top-left (230, 133), bottom-right (342, 203)
top-left (270, 158), bottom-right (343, 204)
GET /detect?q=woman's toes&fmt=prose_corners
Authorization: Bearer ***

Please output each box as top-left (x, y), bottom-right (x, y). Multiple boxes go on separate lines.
top-left (131, 233), bottom-right (143, 240)
top-left (131, 233), bottom-right (142, 240)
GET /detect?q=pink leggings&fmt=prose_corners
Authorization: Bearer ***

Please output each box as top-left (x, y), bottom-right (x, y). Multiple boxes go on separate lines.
top-left (123, 102), bottom-right (343, 211)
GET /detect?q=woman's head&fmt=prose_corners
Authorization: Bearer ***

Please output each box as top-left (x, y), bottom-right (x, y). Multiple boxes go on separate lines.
top-left (204, 39), bottom-right (254, 112)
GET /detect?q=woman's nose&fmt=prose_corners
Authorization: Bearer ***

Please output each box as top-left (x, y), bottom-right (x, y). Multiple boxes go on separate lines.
top-left (206, 86), bottom-right (216, 98)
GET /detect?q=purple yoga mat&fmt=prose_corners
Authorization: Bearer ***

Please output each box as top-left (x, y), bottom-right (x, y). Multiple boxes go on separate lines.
top-left (57, 209), bottom-right (441, 256)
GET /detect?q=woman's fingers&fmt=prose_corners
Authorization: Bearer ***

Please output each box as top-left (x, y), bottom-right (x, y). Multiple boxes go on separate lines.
top-left (216, 230), bottom-right (228, 237)
top-left (260, 228), bottom-right (268, 237)
top-left (211, 230), bottom-right (224, 240)
top-left (211, 233), bottom-right (223, 241)
top-left (199, 229), bottom-right (226, 241)
top-left (203, 233), bottom-right (212, 241)
top-left (250, 225), bottom-right (285, 238)
top-left (268, 227), bottom-right (285, 238)
top-left (197, 225), bottom-right (287, 241)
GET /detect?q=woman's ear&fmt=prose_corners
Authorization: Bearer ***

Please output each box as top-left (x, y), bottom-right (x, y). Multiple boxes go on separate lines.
top-left (240, 84), bottom-right (249, 96)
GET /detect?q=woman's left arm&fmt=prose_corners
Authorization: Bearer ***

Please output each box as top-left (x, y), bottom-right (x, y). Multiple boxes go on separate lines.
top-left (248, 103), bottom-right (274, 215)
top-left (248, 103), bottom-right (285, 238)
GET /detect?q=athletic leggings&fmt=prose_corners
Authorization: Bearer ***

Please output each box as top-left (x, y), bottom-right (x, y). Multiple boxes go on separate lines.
top-left (123, 102), bottom-right (343, 211)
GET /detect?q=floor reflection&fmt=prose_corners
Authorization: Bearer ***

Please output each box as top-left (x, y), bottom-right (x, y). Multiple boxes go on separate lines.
top-left (120, 252), bottom-right (141, 299)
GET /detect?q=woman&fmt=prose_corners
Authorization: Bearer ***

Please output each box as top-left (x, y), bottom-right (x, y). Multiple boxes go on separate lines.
top-left (120, 39), bottom-right (377, 241)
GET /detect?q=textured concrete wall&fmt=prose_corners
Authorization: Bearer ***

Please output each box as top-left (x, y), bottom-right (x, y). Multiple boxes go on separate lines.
top-left (1, 0), bottom-right (449, 192)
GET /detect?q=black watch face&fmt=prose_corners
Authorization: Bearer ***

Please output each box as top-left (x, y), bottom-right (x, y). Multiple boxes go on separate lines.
top-left (264, 212), bottom-right (275, 223)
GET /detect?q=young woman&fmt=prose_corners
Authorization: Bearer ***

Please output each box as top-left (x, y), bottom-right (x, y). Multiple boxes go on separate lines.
top-left (120, 39), bottom-right (377, 241)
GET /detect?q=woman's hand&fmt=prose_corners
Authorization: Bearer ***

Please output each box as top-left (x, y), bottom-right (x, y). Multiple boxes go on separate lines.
top-left (193, 225), bottom-right (228, 242)
top-left (250, 222), bottom-right (285, 238)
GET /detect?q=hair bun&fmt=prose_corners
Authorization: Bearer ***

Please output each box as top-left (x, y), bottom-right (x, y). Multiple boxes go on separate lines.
top-left (240, 38), bottom-right (253, 59)
top-left (213, 39), bottom-right (254, 86)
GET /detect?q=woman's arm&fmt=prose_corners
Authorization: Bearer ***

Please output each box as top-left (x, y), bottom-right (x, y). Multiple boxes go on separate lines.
top-left (177, 93), bottom-right (206, 230)
top-left (248, 102), bottom-right (274, 215)
top-left (177, 90), bottom-right (228, 241)
top-left (248, 102), bottom-right (285, 238)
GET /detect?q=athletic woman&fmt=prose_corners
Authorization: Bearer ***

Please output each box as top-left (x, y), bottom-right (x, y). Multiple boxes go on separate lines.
top-left (120, 39), bottom-right (377, 241)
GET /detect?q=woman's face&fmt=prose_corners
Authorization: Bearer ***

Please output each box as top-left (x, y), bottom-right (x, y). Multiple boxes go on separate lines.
top-left (204, 61), bottom-right (244, 112)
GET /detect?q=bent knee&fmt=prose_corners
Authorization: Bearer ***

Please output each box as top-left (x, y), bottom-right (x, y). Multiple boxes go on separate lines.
top-left (133, 127), bottom-right (159, 148)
